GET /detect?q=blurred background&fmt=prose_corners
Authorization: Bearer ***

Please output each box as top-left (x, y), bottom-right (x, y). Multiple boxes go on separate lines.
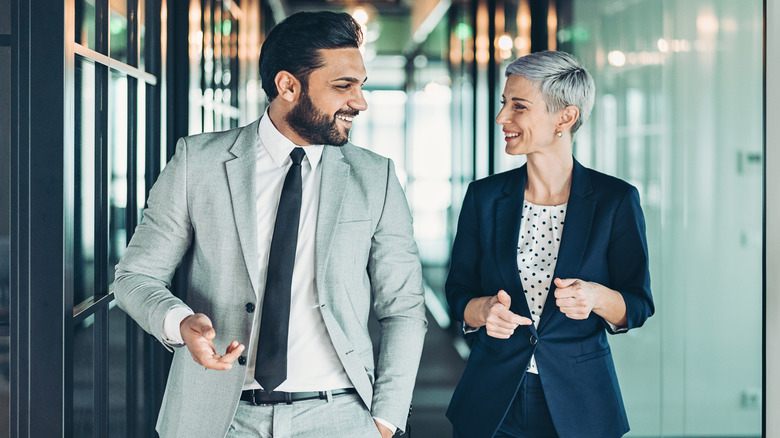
top-left (2, 0), bottom-right (777, 436)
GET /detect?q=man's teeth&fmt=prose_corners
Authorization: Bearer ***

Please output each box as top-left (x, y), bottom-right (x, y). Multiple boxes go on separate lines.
top-left (505, 132), bottom-right (519, 138)
top-left (337, 115), bottom-right (354, 122)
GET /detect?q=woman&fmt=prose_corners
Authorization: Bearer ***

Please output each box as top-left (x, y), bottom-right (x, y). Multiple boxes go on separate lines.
top-left (445, 51), bottom-right (654, 438)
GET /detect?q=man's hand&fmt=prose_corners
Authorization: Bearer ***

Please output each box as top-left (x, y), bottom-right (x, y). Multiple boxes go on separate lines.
top-left (464, 290), bottom-right (533, 339)
top-left (180, 313), bottom-right (245, 370)
top-left (374, 420), bottom-right (394, 438)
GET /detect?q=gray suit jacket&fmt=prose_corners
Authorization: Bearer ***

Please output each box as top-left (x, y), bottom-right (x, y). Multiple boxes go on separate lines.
top-left (114, 118), bottom-right (427, 438)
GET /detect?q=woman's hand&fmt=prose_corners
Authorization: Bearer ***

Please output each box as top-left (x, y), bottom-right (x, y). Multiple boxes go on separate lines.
top-left (464, 290), bottom-right (533, 339)
top-left (553, 278), bottom-right (628, 326)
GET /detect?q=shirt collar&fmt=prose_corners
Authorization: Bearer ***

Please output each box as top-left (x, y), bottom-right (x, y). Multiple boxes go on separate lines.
top-left (258, 109), bottom-right (324, 171)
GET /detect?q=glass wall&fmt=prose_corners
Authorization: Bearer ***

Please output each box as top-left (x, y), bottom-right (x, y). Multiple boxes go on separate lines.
top-left (559, 1), bottom-right (763, 436)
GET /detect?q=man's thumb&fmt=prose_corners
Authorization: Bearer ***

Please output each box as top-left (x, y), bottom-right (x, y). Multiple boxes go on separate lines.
top-left (497, 290), bottom-right (511, 309)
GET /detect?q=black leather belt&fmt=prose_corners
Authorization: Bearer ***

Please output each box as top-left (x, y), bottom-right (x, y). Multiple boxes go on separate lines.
top-left (240, 388), bottom-right (357, 405)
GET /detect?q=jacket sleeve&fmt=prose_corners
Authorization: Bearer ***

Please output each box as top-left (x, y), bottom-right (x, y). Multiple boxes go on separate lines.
top-left (367, 159), bottom-right (428, 432)
top-left (114, 138), bottom-right (194, 350)
top-left (604, 185), bottom-right (654, 333)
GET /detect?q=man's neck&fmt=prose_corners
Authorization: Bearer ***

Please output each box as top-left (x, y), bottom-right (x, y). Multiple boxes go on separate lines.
top-left (267, 103), bottom-right (311, 147)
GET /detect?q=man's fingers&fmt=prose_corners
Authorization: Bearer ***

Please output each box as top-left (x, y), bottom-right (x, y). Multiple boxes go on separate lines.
top-left (220, 342), bottom-right (245, 363)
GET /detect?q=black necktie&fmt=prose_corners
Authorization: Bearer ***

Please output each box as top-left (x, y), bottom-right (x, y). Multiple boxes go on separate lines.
top-left (255, 147), bottom-right (306, 392)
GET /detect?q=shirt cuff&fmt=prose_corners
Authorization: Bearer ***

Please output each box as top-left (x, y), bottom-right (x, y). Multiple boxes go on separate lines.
top-left (163, 307), bottom-right (195, 345)
top-left (373, 417), bottom-right (396, 434)
top-left (462, 321), bottom-right (480, 334)
top-left (607, 321), bottom-right (628, 333)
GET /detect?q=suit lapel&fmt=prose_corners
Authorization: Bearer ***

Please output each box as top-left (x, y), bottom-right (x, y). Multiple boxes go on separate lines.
top-left (226, 119), bottom-right (262, 294)
top-left (314, 146), bottom-right (350, 294)
top-left (495, 167), bottom-right (533, 319)
top-left (537, 159), bottom-right (595, 332)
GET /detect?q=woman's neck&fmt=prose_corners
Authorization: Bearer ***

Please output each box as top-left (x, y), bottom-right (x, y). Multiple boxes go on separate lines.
top-left (524, 153), bottom-right (574, 206)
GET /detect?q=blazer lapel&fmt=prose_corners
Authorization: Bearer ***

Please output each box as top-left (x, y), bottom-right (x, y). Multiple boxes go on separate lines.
top-left (314, 146), bottom-right (350, 294)
top-left (495, 167), bottom-right (533, 319)
top-left (225, 119), bottom-right (262, 294)
top-left (537, 159), bottom-right (595, 332)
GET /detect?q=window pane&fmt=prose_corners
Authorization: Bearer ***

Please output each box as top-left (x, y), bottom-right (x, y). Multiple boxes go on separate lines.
top-left (75, 58), bottom-right (97, 305)
top-left (73, 318), bottom-right (95, 437)
top-left (110, 0), bottom-right (128, 63)
top-left (76, 0), bottom-right (96, 49)
top-left (108, 304), bottom-right (127, 438)
top-left (107, 71), bottom-right (128, 285)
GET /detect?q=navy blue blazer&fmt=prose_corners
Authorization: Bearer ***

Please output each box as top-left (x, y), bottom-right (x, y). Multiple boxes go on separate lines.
top-left (446, 159), bottom-right (654, 438)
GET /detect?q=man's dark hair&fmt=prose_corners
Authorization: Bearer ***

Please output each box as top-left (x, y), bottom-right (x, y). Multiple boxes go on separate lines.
top-left (259, 11), bottom-right (363, 101)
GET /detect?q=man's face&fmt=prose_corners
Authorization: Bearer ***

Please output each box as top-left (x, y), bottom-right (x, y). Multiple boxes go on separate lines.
top-left (285, 48), bottom-right (368, 146)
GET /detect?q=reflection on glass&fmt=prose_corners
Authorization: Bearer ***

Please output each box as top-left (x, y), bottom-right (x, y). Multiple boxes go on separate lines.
top-left (190, 0), bottom-right (242, 133)
top-left (75, 58), bottom-right (96, 305)
top-left (139, 0), bottom-right (146, 70)
top-left (108, 304), bottom-right (127, 437)
top-left (108, 71), bottom-right (128, 285)
top-left (73, 318), bottom-right (95, 436)
top-left (75, 0), bottom-right (96, 49)
top-left (110, 0), bottom-right (128, 63)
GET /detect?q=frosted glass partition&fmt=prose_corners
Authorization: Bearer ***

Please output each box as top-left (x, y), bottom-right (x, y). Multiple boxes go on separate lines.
top-left (562, 1), bottom-right (763, 436)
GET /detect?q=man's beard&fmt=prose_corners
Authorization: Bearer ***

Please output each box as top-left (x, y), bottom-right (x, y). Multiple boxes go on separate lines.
top-left (285, 90), bottom-right (357, 146)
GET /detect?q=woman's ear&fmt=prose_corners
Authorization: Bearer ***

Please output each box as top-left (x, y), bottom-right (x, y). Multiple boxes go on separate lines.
top-left (558, 105), bottom-right (580, 132)
top-left (275, 71), bottom-right (301, 103)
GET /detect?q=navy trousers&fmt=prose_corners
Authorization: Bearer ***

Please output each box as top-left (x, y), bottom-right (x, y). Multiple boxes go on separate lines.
top-left (452, 373), bottom-right (558, 438)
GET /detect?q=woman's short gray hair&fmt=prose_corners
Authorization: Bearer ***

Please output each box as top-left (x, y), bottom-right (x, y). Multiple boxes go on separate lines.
top-left (505, 50), bottom-right (595, 134)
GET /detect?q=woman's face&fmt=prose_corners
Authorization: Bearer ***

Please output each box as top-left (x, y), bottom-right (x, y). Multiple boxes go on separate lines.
top-left (497, 75), bottom-right (562, 156)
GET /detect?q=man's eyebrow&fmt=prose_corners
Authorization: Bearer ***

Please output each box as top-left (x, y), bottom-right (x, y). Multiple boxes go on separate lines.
top-left (332, 77), bottom-right (368, 84)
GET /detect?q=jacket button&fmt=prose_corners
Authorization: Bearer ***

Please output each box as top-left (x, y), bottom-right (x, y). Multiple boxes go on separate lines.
top-left (530, 336), bottom-right (538, 345)
top-left (245, 302), bottom-right (255, 313)
top-left (237, 355), bottom-right (246, 366)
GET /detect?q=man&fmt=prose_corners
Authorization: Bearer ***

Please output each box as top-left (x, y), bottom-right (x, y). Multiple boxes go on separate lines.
top-left (115, 11), bottom-right (427, 438)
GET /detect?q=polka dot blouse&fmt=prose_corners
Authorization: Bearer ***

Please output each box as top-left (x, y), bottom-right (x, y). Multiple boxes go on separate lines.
top-left (518, 200), bottom-right (567, 373)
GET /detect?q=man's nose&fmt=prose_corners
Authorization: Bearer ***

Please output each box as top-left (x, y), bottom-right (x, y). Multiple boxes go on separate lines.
top-left (350, 88), bottom-right (368, 111)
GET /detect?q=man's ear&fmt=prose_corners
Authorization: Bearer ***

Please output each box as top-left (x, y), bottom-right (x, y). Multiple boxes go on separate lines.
top-left (558, 105), bottom-right (580, 132)
top-left (275, 71), bottom-right (301, 102)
